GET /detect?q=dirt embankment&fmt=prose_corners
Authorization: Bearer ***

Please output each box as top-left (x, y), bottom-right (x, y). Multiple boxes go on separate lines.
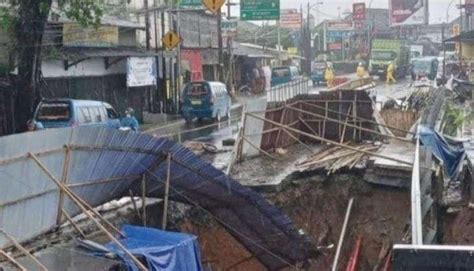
top-left (175, 174), bottom-right (410, 271)
top-left (443, 208), bottom-right (474, 245)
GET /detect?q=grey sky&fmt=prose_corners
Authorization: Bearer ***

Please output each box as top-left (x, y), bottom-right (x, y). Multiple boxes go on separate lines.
top-left (229, 0), bottom-right (462, 25)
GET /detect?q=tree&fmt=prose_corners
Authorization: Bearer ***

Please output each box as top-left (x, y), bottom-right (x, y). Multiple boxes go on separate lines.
top-left (6, 0), bottom-right (102, 131)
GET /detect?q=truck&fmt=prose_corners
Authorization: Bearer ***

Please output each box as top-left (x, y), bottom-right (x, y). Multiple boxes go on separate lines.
top-left (410, 45), bottom-right (424, 58)
top-left (369, 39), bottom-right (410, 79)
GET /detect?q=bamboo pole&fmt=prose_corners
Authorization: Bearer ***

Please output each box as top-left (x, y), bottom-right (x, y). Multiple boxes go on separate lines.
top-left (242, 136), bottom-right (275, 159)
top-left (300, 101), bottom-right (414, 135)
top-left (162, 153), bottom-right (171, 230)
top-left (332, 198), bottom-right (354, 271)
top-left (0, 229), bottom-right (48, 271)
top-left (56, 146), bottom-right (71, 225)
top-left (246, 113), bottom-right (414, 166)
top-left (340, 105), bottom-right (352, 144)
top-left (141, 174), bottom-right (147, 226)
top-left (28, 153), bottom-right (148, 271)
top-left (129, 190), bottom-right (141, 220)
top-left (281, 128), bottom-right (314, 154)
top-left (0, 249), bottom-right (27, 271)
top-left (285, 105), bottom-right (412, 143)
top-left (62, 209), bottom-right (86, 238)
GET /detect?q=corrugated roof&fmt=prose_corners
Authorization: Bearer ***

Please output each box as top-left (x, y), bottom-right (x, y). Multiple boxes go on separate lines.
top-left (55, 15), bottom-right (145, 29)
top-left (56, 47), bottom-right (159, 60)
top-left (445, 30), bottom-right (474, 42)
top-left (0, 127), bottom-right (315, 270)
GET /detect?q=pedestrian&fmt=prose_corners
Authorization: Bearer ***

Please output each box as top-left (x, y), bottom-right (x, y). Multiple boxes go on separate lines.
top-left (120, 108), bottom-right (139, 132)
top-left (356, 62), bottom-right (366, 79)
top-left (386, 61), bottom-right (396, 84)
top-left (325, 62), bottom-right (335, 88)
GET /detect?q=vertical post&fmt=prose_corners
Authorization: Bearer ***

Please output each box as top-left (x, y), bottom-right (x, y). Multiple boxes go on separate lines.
top-left (176, 8), bottom-right (181, 112)
top-left (144, 0), bottom-right (150, 50)
top-left (442, 23), bottom-right (446, 80)
top-left (142, 174), bottom-right (147, 226)
top-left (154, 9), bottom-right (161, 113)
top-left (460, 0), bottom-right (463, 67)
top-left (161, 10), bottom-right (167, 112)
top-left (277, 20), bottom-right (282, 65)
top-left (162, 153), bottom-right (172, 230)
top-left (218, 9), bottom-right (225, 82)
top-left (332, 198), bottom-right (354, 271)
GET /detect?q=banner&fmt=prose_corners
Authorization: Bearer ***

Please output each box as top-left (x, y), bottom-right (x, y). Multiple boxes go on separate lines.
top-left (63, 23), bottom-right (118, 47)
top-left (389, 0), bottom-right (428, 26)
top-left (127, 57), bottom-right (157, 87)
top-left (352, 3), bottom-right (366, 21)
top-left (280, 9), bottom-right (302, 29)
top-left (326, 20), bottom-right (354, 31)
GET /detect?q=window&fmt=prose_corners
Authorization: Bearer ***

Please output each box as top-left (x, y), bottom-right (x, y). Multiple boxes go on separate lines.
top-left (106, 107), bottom-right (119, 119)
top-left (272, 68), bottom-right (291, 77)
top-left (80, 107), bottom-right (92, 124)
top-left (37, 102), bottom-right (71, 122)
top-left (185, 83), bottom-right (209, 97)
top-left (90, 107), bottom-right (102, 122)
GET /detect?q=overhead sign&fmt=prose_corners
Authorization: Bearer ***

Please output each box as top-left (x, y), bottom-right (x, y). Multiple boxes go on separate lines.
top-left (287, 47), bottom-right (298, 55)
top-left (162, 31), bottom-right (181, 50)
top-left (280, 9), bottom-right (302, 30)
top-left (63, 23), bottom-right (118, 47)
top-left (202, 0), bottom-right (225, 14)
top-left (221, 19), bottom-right (238, 38)
top-left (241, 0), bottom-right (280, 21)
top-left (180, 0), bottom-right (202, 7)
top-left (326, 20), bottom-right (354, 31)
top-left (352, 3), bottom-right (366, 21)
top-left (389, 0), bottom-right (428, 26)
top-left (127, 57), bottom-right (157, 87)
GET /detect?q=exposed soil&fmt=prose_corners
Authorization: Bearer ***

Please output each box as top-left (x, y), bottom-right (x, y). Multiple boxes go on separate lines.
top-left (443, 207), bottom-right (474, 245)
top-left (175, 173), bottom-right (411, 271)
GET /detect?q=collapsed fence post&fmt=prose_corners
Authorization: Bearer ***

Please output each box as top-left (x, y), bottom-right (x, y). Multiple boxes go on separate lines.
top-left (62, 209), bottom-right (86, 238)
top-left (28, 153), bottom-right (148, 271)
top-left (332, 198), bottom-right (354, 271)
top-left (0, 248), bottom-right (27, 271)
top-left (246, 113), bottom-right (414, 166)
top-left (162, 153), bottom-right (172, 230)
top-left (0, 228), bottom-right (48, 271)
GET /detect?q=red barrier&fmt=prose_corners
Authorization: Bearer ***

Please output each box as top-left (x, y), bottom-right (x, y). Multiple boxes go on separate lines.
top-left (345, 237), bottom-right (363, 271)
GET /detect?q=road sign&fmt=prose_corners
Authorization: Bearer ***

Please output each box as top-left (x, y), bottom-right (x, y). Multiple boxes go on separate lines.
top-left (241, 0), bottom-right (280, 21)
top-left (162, 31), bottom-right (181, 50)
top-left (222, 19), bottom-right (238, 38)
top-left (280, 9), bottom-right (302, 29)
top-left (202, 0), bottom-right (225, 14)
top-left (180, 0), bottom-right (202, 7)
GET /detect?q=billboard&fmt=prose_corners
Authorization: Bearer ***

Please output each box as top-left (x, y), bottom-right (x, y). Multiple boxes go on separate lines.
top-left (326, 20), bottom-right (354, 31)
top-left (353, 3), bottom-right (366, 21)
top-left (127, 57), bottom-right (157, 87)
top-left (389, 0), bottom-right (428, 26)
top-left (241, 0), bottom-right (280, 21)
top-left (280, 9), bottom-right (302, 29)
top-left (63, 23), bottom-right (118, 47)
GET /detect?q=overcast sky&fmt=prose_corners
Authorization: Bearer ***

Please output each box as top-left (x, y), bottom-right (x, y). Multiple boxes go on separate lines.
top-left (228, 0), bottom-right (462, 25)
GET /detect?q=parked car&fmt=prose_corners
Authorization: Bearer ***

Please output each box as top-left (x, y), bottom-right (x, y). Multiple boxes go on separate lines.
top-left (180, 81), bottom-right (231, 122)
top-left (271, 66), bottom-right (300, 87)
top-left (33, 99), bottom-right (121, 129)
top-left (310, 61), bottom-right (327, 85)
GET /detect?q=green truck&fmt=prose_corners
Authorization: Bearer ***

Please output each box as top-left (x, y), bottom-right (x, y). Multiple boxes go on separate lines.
top-left (369, 39), bottom-right (410, 79)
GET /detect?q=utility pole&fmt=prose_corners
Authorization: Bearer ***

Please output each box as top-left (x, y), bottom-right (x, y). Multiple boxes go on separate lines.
top-left (144, 0), bottom-right (150, 50)
top-left (277, 20), bottom-right (282, 64)
top-left (161, 9), bottom-right (167, 113)
top-left (218, 9), bottom-right (225, 82)
top-left (442, 23), bottom-right (446, 80)
top-left (226, 0), bottom-right (236, 94)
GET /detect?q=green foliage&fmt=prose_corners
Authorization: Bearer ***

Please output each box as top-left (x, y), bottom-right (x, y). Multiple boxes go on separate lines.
top-left (0, 7), bottom-right (13, 31)
top-left (58, 0), bottom-right (103, 28)
top-left (442, 103), bottom-right (465, 136)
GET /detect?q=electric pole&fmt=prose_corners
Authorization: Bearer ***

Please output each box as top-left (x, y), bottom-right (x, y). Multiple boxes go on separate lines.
top-left (218, 9), bottom-right (225, 83)
top-left (144, 0), bottom-right (151, 50)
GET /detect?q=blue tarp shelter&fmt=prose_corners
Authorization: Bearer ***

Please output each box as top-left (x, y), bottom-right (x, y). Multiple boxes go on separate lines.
top-left (107, 225), bottom-right (202, 271)
top-left (418, 126), bottom-right (466, 179)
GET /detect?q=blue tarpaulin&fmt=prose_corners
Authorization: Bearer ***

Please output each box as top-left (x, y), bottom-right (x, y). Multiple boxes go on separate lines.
top-left (107, 225), bottom-right (202, 271)
top-left (418, 126), bottom-right (466, 179)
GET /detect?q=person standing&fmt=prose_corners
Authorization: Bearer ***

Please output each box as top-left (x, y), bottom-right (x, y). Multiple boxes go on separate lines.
top-left (120, 108), bottom-right (139, 132)
top-left (325, 62), bottom-right (335, 88)
top-left (386, 61), bottom-right (396, 84)
top-left (356, 62), bottom-right (366, 79)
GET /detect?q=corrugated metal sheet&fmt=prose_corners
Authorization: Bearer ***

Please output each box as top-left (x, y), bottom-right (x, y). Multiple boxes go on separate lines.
top-left (0, 127), bottom-right (314, 270)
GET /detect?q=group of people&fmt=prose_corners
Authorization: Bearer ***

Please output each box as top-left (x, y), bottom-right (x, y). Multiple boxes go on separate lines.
top-left (324, 61), bottom-right (396, 88)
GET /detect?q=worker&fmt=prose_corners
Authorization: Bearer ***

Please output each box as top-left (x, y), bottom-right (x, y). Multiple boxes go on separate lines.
top-left (356, 62), bottom-right (366, 79)
top-left (386, 61), bottom-right (396, 84)
top-left (325, 62), bottom-right (335, 88)
top-left (120, 108), bottom-right (139, 132)
top-left (26, 120), bottom-right (43, 132)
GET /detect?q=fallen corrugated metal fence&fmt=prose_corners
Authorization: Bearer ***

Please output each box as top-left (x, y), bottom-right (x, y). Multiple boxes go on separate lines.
top-left (0, 127), bottom-right (314, 270)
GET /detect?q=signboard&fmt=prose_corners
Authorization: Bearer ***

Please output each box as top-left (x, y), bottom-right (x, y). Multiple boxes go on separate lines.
top-left (241, 0), bottom-right (280, 21)
top-left (127, 57), bottom-right (157, 87)
top-left (326, 20), bottom-right (354, 31)
top-left (327, 31), bottom-right (352, 39)
top-left (287, 47), bottom-right (298, 55)
top-left (328, 43), bottom-right (342, 50)
top-left (180, 0), bottom-right (202, 7)
top-left (222, 19), bottom-right (238, 38)
top-left (389, 0), bottom-right (428, 26)
top-left (202, 0), bottom-right (225, 14)
top-left (352, 3), bottom-right (366, 21)
top-left (162, 31), bottom-right (181, 50)
top-left (63, 23), bottom-right (118, 47)
top-left (280, 9), bottom-right (302, 29)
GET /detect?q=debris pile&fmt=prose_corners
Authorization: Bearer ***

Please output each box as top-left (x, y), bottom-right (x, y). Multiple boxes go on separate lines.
top-left (296, 144), bottom-right (381, 174)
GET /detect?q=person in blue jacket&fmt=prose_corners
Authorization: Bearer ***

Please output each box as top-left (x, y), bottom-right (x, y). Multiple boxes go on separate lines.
top-left (120, 108), bottom-right (139, 132)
